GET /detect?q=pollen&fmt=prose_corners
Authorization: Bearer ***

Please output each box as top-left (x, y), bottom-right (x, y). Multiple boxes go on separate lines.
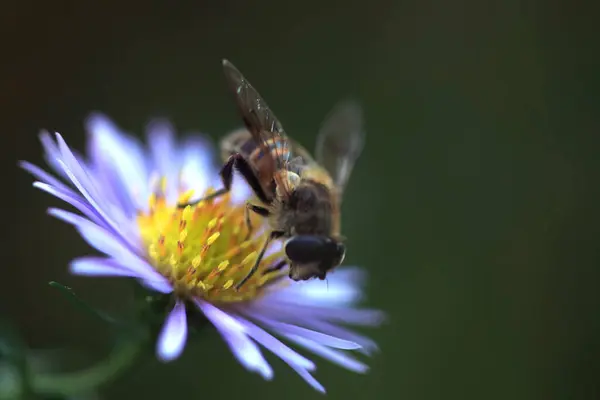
top-left (136, 183), bottom-right (286, 303)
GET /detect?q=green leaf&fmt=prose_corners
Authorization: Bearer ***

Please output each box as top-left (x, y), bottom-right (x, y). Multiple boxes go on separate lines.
top-left (48, 281), bottom-right (118, 326)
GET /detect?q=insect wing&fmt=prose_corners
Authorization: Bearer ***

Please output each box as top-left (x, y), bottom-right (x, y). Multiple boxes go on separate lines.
top-left (222, 59), bottom-right (292, 195)
top-left (315, 100), bottom-right (365, 196)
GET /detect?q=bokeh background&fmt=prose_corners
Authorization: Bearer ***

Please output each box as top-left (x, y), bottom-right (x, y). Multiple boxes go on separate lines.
top-left (2, 1), bottom-right (599, 399)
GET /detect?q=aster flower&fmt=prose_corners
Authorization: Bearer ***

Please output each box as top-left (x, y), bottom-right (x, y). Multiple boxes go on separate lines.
top-left (20, 114), bottom-right (384, 393)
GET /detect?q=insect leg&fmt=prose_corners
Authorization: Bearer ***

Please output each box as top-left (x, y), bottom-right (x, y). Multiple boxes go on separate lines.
top-left (263, 259), bottom-right (287, 275)
top-left (244, 202), bottom-right (271, 239)
top-left (177, 153), bottom-right (271, 208)
top-left (236, 230), bottom-right (284, 290)
top-left (178, 153), bottom-right (237, 207)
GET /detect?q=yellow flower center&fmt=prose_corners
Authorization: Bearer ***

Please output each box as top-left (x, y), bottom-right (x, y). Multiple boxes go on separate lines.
top-left (136, 183), bottom-right (286, 303)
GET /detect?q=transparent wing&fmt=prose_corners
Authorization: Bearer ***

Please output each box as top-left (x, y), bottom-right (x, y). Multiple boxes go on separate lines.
top-left (315, 100), bottom-right (365, 196)
top-left (222, 59), bottom-right (291, 196)
top-left (287, 138), bottom-right (316, 168)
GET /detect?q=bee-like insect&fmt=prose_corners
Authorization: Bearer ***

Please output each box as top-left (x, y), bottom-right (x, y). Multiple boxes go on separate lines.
top-left (180, 59), bottom-right (365, 289)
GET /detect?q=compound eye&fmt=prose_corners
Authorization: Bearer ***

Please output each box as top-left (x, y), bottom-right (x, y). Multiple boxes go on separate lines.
top-left (333, 242), bottom-right (346, 265)
top-left (284, 235), bottom-right (327, 263)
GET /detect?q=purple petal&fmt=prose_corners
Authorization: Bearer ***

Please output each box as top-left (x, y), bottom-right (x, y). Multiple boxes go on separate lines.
top-left (233, 315), bottom-right (330, 392)
top-left (147, 119), bottom-right (178, 204)
top-left (33, 182), bottom-right (105, 227)
top-left (69, 257), bottom-right (173, 294)
top-left (157, 300), bottom-right (188, 362)
top-left (48, 209), bottom-right (151, 276)
top-left (244, 312), bottom-right (361, 350)
top-left (54, 134), bottom-right (138, 243)
top-left (289, 364), bottom-right (326, 394)
top-left (139, 277), bottom-right (175, 294)
top-left (86, 163), bottom-right (137, 218)
top-left (196, 300), bottom-right (273, 380)
top-left (290, 319), bottom-right (380, 356)
top-left (19, 161), bottom-right (73, 195)
top-left (178, 136), bottom-right (216, 195)
top-left (49, 208), bottom-right (128, 256)
top-left (56, 155), bottom-right (141, 250)
top-left (240, 305), bottom-right (380, 355)
top-left (283, 333), bottom-right (369, 374)
top-left (55, 133), bottom-right (104, 203)
top-left (233, 315), bottom-right (315, 371)
top-left (39, 130), bottom-right (68, 178)
top-left (70, 257), bottom-right (138, 277)
top-left (86, 113), bottom-right (149, 213)
top-left (252, 301), bottom-right (386, 327)
top-left (264, 267), bottom-right (366, 306)
top-left (311, 308), bottom-right (386, 326)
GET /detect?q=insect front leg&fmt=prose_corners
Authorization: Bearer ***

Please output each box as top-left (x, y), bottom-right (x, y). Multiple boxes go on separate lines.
top-left (236, 230), bottom-right (284, 290)
top-left (263, 259), bottom-right (287, 275)
top-left (244, 202), bottom-right (271, 239)
top-left (178, 153), bottom-right (238, 208)
top-left (178, 153), bottom-right (271, 208)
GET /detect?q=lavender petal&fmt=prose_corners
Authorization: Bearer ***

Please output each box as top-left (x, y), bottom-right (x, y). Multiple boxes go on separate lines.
top-left (290, 319), bottom-right (380, 356)
top-left (139, 277), bottom-right (175, 295)
top-left (70, 257), bottom-right (139, 277)
top-left (33, 182), bottom-right (105, 228)
top-left (47, 209), bottom-right (161, 282)
top-left (49, 208), bottom-right (129, 257)
top-left (56, 156), bottom-right (140, 249)
top-left (156, 300), bottom-right (188, 362)
top-left (243, 312), bottom-right (361, 350)
top-left (72, 256), bottom-right (172, 294)
top-left (86, 113), bottom-right (149, 213)
top-left (289, 364), bottom-right (326, 394)
top-left (195, 301), bottom-right (273, 380)
top-left (54, 133), bottom-right (138, 243)
top-left (240, 305), bottom-right (380, 355)
top-left (54, 133), bottom-right (104, 205)
top-left (147, 119), bottom-right (178, 205)
top-left (178, 137), bottom-right (216, 195)
top-left (233, 314), bottom-right (315, 371)
top-left (39, 131), bottom-right (68, 178)
top-left (265, 267), bottom-right (365, 306)
top-left (19, 161), bottom-right (73, 195)
top-left (86, 162), bottom-right (137, 218)
top-left (251, 301), bottom-right (386, 327)
top-left (283, 333), bottom-right (369, 374)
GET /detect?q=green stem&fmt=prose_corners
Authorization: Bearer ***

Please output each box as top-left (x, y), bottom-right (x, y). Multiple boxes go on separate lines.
top-left (30, 338), bottom-right (144, 396)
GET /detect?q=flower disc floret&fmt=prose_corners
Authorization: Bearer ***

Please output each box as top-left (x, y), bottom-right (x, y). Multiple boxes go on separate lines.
top-left (137, 187), bottom-right (284, 302)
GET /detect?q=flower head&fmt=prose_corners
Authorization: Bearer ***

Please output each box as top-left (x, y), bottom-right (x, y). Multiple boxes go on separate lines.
top-left (21, 114), bottom-right (384, 393)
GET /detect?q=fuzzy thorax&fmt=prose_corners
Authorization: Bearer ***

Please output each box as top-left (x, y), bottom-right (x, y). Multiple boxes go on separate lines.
top-left (137, 184), bottom-right (286, 303)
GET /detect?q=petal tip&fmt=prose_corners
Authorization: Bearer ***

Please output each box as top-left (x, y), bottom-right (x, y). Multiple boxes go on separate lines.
top-left (156, 302), bottom-right (188, 363)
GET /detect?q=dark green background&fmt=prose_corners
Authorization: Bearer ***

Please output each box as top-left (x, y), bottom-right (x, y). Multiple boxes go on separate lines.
top-left (3, 1), bottom-right (599, 399)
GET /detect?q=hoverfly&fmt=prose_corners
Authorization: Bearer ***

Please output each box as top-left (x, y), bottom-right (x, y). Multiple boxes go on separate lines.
top-left (179, 59), bottom-right (365, 289)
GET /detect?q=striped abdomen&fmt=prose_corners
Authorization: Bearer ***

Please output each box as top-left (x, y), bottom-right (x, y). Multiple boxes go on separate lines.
top-left (249, 136), bottom-right (290, 169)
top-left (221, 129), bottom-right (291, 171)
top-left (220, 129), bottom-right (293, 201)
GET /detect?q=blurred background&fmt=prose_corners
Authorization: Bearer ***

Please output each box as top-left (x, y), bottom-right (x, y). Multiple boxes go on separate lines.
top-left (2, 0), bottom-right (599, 399)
